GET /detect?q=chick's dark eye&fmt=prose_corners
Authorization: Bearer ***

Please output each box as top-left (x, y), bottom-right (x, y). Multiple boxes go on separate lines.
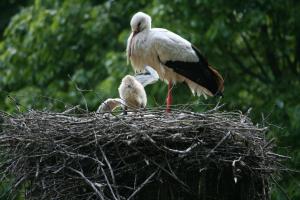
top-left (138, 22), bottom-right (141, 27)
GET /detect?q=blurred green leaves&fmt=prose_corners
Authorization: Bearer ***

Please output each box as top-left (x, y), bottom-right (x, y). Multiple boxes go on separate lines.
top-left (0, 0), bottom-right (299, 199)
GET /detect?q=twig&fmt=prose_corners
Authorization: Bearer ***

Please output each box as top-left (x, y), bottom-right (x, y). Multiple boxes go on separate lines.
top-left (263, 138), bottom-right (275, 149)
top-left (100, 147), bottom-right (120, 200)
top-left (62, 105), bottom-right (80, 114)
top-left (127, 170), bottom-right (158, 200)
top-left (68, 75), bottom-right (89, 112)
top-left (266, 152), bottom-right (291, 159)
top-left (163, 142), bottom-right (200, 154)
top-left (271, 176), bottom-right (291, 200)
top-left (206, 131), bottom-right (231, 158)
top-left (68, 167), bottom-right (106, 200)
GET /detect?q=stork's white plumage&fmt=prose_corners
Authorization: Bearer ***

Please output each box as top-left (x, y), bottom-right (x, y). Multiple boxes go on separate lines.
top-left (118, 75), bottom-right (147, 110)
top-left (134, 65), bottom-right (159, 86)
top-left (127, 12), bottom-right (224, 111)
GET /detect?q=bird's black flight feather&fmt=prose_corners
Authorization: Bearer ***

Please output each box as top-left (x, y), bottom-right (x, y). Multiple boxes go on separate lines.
top-left (164, 46), bottom-right (222, 95)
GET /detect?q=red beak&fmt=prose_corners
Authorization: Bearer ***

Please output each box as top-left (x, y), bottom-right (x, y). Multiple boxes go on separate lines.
top-left (129, 29), bottom-right (140, 58)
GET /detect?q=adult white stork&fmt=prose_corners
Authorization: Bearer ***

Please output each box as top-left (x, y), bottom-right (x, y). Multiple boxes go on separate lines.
top-left (127, 12), bottom-right (224, 112)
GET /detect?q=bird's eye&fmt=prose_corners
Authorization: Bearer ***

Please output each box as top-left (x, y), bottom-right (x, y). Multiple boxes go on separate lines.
top-left (137, 22), bottom-right (141, 27)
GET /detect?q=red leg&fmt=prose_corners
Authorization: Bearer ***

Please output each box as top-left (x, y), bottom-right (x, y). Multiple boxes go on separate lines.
top-left (166, 81), bottom-right (173, 113)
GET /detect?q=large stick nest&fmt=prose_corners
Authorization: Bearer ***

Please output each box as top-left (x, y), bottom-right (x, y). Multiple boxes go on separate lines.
top-left (0, 107), bottom-right (284, 200)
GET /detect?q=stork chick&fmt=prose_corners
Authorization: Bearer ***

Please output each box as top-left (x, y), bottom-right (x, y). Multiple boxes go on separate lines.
top-left (97, 98), bottom-right (124, 113)
top-left (118, 75), bottom-right (147, 111)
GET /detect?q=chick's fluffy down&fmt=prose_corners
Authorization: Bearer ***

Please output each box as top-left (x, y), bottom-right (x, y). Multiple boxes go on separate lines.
top-left (118, 75), bottom-right (147, 109)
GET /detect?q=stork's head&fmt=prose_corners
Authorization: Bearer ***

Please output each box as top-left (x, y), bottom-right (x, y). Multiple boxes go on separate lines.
top-left (130, 12), bottom-right (151, 35)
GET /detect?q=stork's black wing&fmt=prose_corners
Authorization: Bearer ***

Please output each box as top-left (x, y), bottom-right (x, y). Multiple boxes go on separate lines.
top-left (164, 46), bottom-right (224, 96)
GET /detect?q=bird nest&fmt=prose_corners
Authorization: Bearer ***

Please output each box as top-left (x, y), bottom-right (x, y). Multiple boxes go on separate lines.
top-left (0, 107), bottom-right (284, 200)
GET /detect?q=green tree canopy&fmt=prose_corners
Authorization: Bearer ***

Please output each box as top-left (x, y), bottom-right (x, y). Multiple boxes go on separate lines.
top-left (0, 0), bottom-right (299, 199)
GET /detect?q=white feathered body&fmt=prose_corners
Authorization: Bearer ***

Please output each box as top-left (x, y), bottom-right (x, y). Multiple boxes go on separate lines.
top-left (118, 75), bottom-right (147, 109)
top-left (127, 28), bottom-right (213, 97)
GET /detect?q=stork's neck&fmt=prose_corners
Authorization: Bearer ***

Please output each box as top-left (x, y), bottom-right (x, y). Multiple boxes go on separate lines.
top-left (132, 28), bottom-right (150, 41)
top-left (138, 27), bottom-right (150, 36)
top-left (145, 24), bottom-right (151, 31)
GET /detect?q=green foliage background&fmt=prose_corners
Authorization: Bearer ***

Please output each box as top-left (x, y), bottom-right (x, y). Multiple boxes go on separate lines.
top-left (0, 0), bottom-right (299, 199)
